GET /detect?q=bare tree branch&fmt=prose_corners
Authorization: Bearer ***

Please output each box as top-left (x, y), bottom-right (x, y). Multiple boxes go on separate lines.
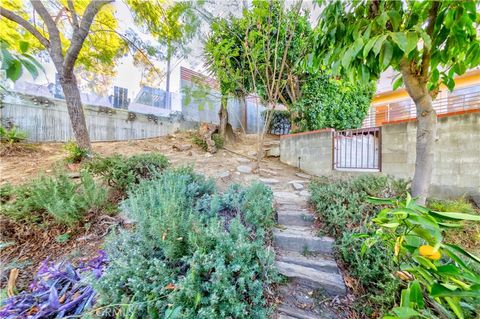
top-left (67, 0), bottom-right (79, 31)
top-left (30, 0), bottom-right (64, 68)
top-left (63, 0), bottom-right (113, 75)
top-left (0, 6), bottom-right (50, 48)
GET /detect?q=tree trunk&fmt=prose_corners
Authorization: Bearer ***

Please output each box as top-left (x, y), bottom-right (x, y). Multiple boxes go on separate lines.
top-left (239, 94), bottom-right (247, 134)
top-left (165, 47), bottom-right (171, 109)
top-left (60, 71), bottom-right (92, 151)
top-left (218, 95), bottom-right (228, 138)
top-left (165, 40), bottom-right (172, 109)
top-left (401, 63), bottom-right (437, 205)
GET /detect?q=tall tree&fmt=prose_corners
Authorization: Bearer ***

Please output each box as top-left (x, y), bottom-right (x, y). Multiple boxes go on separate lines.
top-left (0, 0), bottom-right (126, 151)
top-left (315, 0), bottom-right (480, 204)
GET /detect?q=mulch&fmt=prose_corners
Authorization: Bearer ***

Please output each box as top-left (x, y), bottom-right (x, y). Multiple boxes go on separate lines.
top-left (0, 211), bottom-right (123, 291)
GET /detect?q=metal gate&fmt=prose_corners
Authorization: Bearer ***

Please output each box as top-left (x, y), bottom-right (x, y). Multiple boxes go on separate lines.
top-left (333, 127), bottom-right (381, 171)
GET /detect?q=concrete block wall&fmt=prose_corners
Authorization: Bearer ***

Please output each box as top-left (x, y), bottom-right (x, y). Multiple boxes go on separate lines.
top-left (279, 112), bottom-right (480, 199)
top-left (280, 129), bottom-right (334, 176)
top-left (382, 112), bottom-right (480, 198)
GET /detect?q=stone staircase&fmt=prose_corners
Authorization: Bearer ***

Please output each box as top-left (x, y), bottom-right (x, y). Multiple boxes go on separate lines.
top-left (273, 191), bottom-right (346, 319)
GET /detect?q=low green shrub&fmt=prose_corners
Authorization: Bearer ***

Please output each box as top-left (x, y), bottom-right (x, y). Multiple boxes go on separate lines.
top-left (337, 230), bottom-right (400, 316)
top-left (309, 174), bottom-right (409, 236)
top-left (64, 141), bottom-right (89, 163)
top-left (0, 126), bottom-right (27, 144)
top-left (0, 170), bottom-right (107, 225)
top-left (85, 153), bottom-right (169, 192)
top-left (211, 133), bottom-right (224, 149)
top-left (94, 168), bottom-right (277, 318)
top-left (191, 133), bottom-right (224, 151)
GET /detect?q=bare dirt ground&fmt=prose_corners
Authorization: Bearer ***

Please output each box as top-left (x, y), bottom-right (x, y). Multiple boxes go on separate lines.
top-left (1, 132), bottom-right (303, 189)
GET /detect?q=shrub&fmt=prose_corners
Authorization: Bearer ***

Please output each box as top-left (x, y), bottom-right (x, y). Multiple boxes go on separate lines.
top-left (0, 170), bottom-right (107, 225)
top-left (94, 168), bottom-right (277, 318)
top-left (0, 126), bottom-right (27, 144)
top-left (337, 230), bottom-right (400, 316)
top-left (211, 133), bottom-right (224, 149)
top-left (85, 153), bottom-right (169, 192)
top-left (309, 174), bottom-right (409, 236)
top-left (64, 141), bottom-right (89, 163)
top-left (192, 133), bottom-right (224, 151)
top-left (290, 73), bottom-right (374, 132)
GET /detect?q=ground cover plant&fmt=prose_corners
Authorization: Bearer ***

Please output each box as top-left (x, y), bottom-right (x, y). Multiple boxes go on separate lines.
top-left (93, 167), bottom-right (278, 318)
top-left (0, 251), bottom-right (107, 319)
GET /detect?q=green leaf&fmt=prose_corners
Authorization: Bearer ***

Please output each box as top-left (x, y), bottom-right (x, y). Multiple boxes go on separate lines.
top-left (392, 306), bottom-right (420, 319)
top-left (405, 32), bottom-right (418, 55)
top-left (430, 211), bottom-right (480, 221)
top-left (18, 57), bottom-right (39, 79)
top-left (373, 35), bottom-right (388, 56)
top-left (363, 36), bottom-right (378, 58)
top-left (387, 10), bottom-right (402, 30)
top-left (409, 280), bottom-right (425, 309)
top-left (444, 296), bottom-right (464, 319)
top-left (391, 32), bottom-right (407, 52)
top-left (420, 32), bottom-right (431, 51)
top-left (19, 41), bottom-right (29, 54)
top-left (361, 64), bottom-right (370, 83)
top-left (380, 40), bottom-right (393, 69)
top-left (341, 47), bottom-right (354, 68)
top-left (6, 59), bottom-right (22, 81)
top-left (393, 76), bottom-right (404, 90)
top-left (444, 243), bottom-right (480, 264)
top-left (431, 284), bottom-right (480, 298)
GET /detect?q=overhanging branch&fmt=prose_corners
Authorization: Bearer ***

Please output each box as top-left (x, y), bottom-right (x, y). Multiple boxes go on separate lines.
top-left (0, 6), bottom-right (50, 48)
top-left (63, 0), bottom-right (113, 74)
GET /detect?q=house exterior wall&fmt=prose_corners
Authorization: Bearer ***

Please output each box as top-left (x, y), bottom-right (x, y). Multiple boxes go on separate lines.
top-left (372, 68), bottom-right (480, 106)
top-left (280, 112), bottom-right (480, 199)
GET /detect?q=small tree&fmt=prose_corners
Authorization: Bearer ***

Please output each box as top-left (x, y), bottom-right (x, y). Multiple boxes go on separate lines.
top-left (127, 0), bottom-right (200, 104)
top-left (315, 0), bottom-right (480, 203)
top-left (0, 0), bottom-right (126, 151)
top-left (204, 16), bottom-right (251, 138)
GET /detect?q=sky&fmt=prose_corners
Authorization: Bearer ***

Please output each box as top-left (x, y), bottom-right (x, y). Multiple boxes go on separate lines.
top-left (19, 0), bottom-right (321, 100)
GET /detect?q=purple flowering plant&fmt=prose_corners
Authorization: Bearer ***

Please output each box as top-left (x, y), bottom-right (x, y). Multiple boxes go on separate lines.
top-left (0, 251), bottom-right (107, 319)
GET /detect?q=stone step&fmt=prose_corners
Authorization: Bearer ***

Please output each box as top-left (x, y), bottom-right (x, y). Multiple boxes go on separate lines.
top-left (277, 305), bottom-right (336, 319)
top-left (276, 203), bottom-right (309, 211)
top-left (277, 210), bottom-right (314, 227)
top-left (276, 282), bottom-right (340, 319)
top-left (276, 261), bottom-right (346, 296)
top-left (277, 251), bottom-right (339, 274)
top-left (273, 226), bottom-right (333, 254)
